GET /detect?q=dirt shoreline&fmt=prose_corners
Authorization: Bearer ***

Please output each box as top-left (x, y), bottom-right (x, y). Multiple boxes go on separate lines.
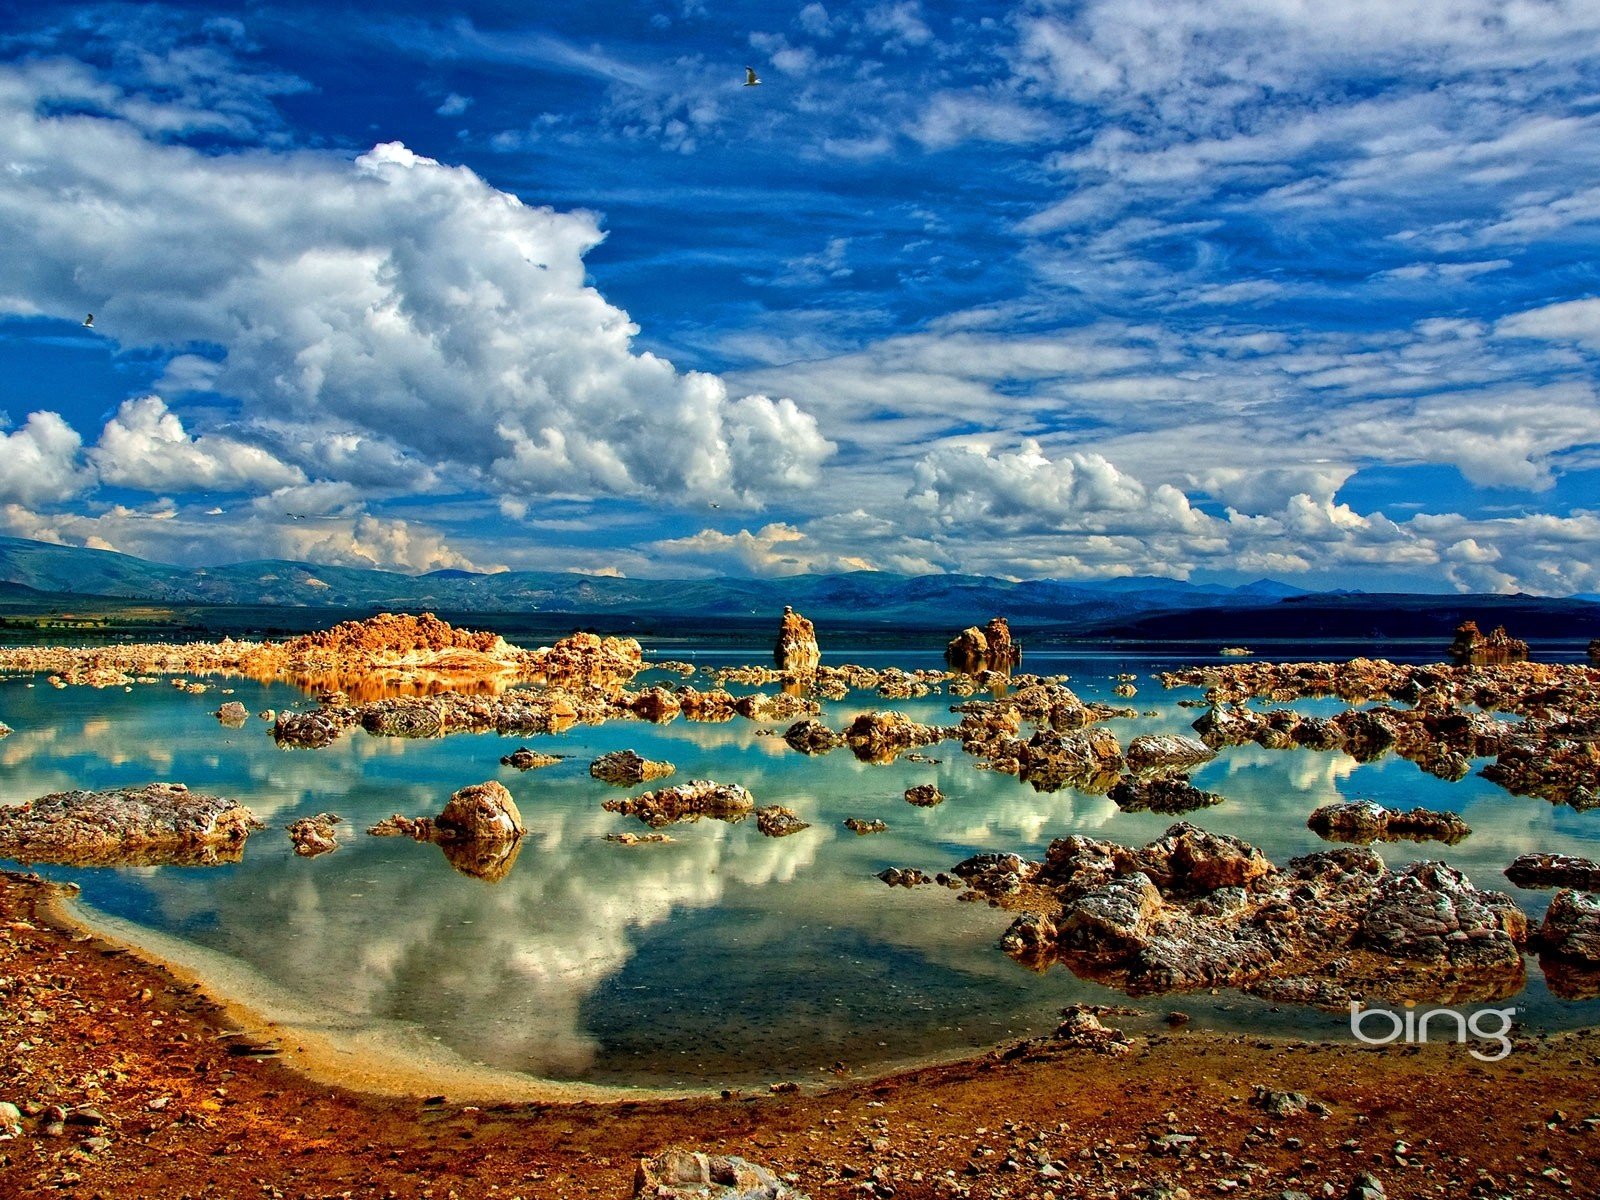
top-left (3, 871), bottom-right (1599, 1199)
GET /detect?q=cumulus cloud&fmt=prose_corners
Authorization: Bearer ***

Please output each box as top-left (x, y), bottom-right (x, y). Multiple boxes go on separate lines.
top-left (651, 523), bottom-right (877, 576)
top-left (0, 411), bottom-right (90, 505)
top-left (92, 396), bottom-right (305, 492)
top-left (0, 61), bottom-right (830, 508)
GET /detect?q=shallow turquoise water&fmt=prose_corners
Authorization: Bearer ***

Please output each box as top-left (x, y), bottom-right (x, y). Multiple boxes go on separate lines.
top-left (2, 641), bottom-right (1597, 1086)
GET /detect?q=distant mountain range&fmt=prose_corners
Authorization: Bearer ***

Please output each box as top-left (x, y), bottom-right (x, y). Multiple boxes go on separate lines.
top-left (1, 535), bottom-right (1596, 641)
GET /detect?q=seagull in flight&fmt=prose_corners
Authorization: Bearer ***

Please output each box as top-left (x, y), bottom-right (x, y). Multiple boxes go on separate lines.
top-left (82, 313), bottom-right (94, 327)
top-left (744, 66), bottom-right (761, 87)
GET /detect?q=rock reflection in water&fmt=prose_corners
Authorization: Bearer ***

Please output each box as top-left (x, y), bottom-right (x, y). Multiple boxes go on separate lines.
top-left (437, 835), bottom-right (524, 882)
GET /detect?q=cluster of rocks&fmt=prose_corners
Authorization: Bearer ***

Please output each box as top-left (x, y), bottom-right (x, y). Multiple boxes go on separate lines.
top-left (949, 822), bottom-right (1529, 1006)
top-left (627, 684), bottom-right (820, 726)
top-left (603, 780), bottom-right (756, 828)
top-left (1307, 801), bottom-right (1471, 846)
top-left (904, 783), bottom-right (945, 807)
top-left (1157, 657), bottom-right (1600, 805)
top-left (526, 630), bottom-right (645, 685)
top-left (1447, 620), bottom-right (1529, 666)
top-left (945, 616), bottom-right (1022, 673)
top-left (0, 783), bottom-right (262, 866)
top-left (590, 749), bottom-right (676, 785)
top-left (1053, 1005), bottom-right (1133, 1056)
top-left (878, 866), bottom-right (931, 888)
top-left (974, 725), bottom-right (1126, 794)
top-left (844, 817), bottom-right (887, 835)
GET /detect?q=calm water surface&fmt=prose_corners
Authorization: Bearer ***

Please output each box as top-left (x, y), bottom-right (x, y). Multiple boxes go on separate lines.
top-left (2, 639), bottom-right (1597, 1086)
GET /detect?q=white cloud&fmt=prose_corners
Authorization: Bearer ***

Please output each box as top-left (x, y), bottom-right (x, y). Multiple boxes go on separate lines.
top-left (0, 411), bottom-right (90, 505)
top-left (1496, 297), bottom-right (1600, 352)
top-left (0, 499), bottom-right (495, 575)
top-left (92, 396), bottom-right (305, 493)
top-left (910, 92), bottom-right (1051, 150)
top-left (0, 62), bottom-right (831, 509)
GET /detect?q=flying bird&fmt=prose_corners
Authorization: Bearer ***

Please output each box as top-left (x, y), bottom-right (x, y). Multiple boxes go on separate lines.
top-left (710, 502), bottom-right (722, 509)
top-left (82, 313), bottom-right (93, 327)
top-left (744, 66), bottom-right (761, 86)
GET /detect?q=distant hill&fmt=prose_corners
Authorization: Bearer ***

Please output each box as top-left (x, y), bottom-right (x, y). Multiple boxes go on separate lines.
top-left (1, 535), bottom-right (1596, 639)
top-left (1085, 592), bottom-right (1600, 642)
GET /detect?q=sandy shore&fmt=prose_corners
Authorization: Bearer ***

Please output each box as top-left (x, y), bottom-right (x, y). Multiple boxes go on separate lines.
top-left (3, 870), bottom-right (1599, 1200)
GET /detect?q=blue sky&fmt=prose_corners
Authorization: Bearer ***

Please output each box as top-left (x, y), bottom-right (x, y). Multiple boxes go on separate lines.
top-left (0, 1), bottom-right (1597, 592)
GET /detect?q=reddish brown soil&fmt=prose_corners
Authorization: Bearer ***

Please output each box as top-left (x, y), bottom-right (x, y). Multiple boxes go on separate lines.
top-left (2, 871), bottom-right (1597, 1200)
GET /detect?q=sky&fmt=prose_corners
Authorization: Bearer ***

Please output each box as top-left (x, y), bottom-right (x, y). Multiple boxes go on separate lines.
top-left (0, 1), bottom-right (1597, 594)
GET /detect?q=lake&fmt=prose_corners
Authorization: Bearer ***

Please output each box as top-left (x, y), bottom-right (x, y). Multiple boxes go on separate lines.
top-left (2, 637), bottom-right (1597, 1088)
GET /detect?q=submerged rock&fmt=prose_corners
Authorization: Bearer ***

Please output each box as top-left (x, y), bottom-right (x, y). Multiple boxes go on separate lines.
top-left (1014, 726), bottom-right (1124, 794)
top-left (635, 1147), bottom-right (808, 1200)
top-left (0, 783), bottom-right (262, 866)
top-left (500, 746), bottom-right (561, 770)
top-left (843, 710), bottom-right (949, 764)
top-left (1108, 774), bottom-right (1224, 815)
top-left (360, 698), bottom-right (446, 739)
top-left (773, 605), bottom-right (821, 674)
top-left (286, 812), bottom-right (342, 857)
top-left (214, 700), bottom-right (248, 728)
top-left (843, 817), bottom-right (888, 835)
top-left (1308, 800), bottom-right (1470, 846)
top-left (604, 780), bottom-right (756, 828)
top-left (782, 718), bottom-right (844, 755)
top-left (273, 710), bottom-right (345, 748)
top-left (606, 831), bottom-right (673, 846)
top-left (755, 805), bottom-right (810, 837)
top-left (589, 749), bottom-right (676, 786)
top-left (1124, 734), bottom-right (1215, 772)
top-left (1505, 853), bottom-right (1600, 891)
top-left (630, 686), bottom-right (683, 723)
